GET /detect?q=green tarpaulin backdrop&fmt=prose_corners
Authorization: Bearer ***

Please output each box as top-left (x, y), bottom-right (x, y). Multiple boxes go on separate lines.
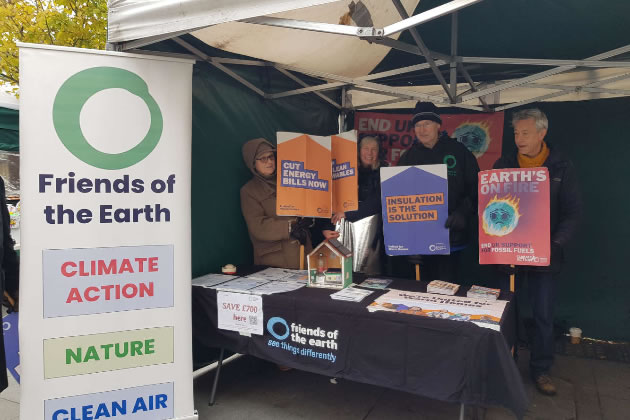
top-left (0, 107), bottom-right (19, 152)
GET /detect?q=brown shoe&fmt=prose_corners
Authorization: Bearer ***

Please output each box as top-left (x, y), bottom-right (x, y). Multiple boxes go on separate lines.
top-left (534, 374), bottom-right (557, 396)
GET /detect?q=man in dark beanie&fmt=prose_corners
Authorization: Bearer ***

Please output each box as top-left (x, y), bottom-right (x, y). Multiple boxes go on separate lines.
top-left (397, 102), bottom-right (480, 282)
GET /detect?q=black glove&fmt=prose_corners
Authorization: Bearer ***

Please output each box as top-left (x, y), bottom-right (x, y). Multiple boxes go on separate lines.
top-left (445, 210), bottom-right (467, 231)
top-left (294, 217), bottom-right (315, 229)
top-left (290, 218), bottom-right (313, 245)
top-left (407, 254), bottom-right (424, 266)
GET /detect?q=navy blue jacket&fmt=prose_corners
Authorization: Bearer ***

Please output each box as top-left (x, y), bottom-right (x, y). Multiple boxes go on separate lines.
top-left (493, 143), bottom-right (582, 271)
top-left (397, 133), bottom-right (480, 247)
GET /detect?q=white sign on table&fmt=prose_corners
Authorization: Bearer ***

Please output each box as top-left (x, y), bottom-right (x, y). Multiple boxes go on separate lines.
top-left (217, 291), bottom-right (264, 335)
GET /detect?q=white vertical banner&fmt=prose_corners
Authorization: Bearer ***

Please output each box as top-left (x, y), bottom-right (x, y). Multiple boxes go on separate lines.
top-left (18, 43), bottom-right (197, 419)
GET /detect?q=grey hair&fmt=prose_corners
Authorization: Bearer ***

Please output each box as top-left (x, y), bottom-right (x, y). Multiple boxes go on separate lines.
top-left (511, 108), bottom-right (548, 131)
top-left (359, 136), bottom-right (380, 170)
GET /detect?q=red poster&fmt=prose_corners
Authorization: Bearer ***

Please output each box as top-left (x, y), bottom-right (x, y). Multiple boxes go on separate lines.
top-left (354, 111), bottom-right (504, 170)
top-left (478, 168), bottom-right (550, 266)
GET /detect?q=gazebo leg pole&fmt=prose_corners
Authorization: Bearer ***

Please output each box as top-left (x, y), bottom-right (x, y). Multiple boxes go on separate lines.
top-left (209, 347), bottom-right (225, 406)
top-left (459, 403), bottom-right (465, 420)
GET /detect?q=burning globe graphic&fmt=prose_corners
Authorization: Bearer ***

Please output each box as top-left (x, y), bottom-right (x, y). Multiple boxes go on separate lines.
top-left (454, 122), bottom-right (491, 157)
top-left (482, 195), bottom-right (521, 236)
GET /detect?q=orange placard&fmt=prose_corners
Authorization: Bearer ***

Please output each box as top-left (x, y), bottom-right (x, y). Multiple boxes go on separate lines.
top-left (331, 130), bottom-right (358, 213)
top-left (277, 132), bottom-right (332, 218)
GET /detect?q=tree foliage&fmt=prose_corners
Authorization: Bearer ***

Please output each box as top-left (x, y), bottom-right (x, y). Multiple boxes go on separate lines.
top-left (0, 0), bottom-right (107, 90)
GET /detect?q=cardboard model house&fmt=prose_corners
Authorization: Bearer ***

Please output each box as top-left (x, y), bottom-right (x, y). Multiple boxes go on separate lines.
top-left (307, 238), bottom-right (353, 289)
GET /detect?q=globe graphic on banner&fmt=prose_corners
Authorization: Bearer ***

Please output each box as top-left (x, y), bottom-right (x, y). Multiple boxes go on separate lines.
top-left (454, 122), bottom-right (491, 157)
top-left (482, 195), bottom-right (521, 236)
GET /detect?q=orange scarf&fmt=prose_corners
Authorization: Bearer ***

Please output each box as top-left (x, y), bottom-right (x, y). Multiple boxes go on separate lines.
top-left (518, 142), bottom-right (549, 168)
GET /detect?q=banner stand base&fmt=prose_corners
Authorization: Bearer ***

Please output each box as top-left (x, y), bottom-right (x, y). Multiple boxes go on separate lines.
top-left (173, 412), bottom-right (198, 420)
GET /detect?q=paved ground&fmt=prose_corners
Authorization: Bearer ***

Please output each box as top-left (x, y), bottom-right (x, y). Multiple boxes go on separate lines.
top-left (190, 348), bottom-right (630, 420)
top-left (2, 346), bottom-right (629, 419)
top-left (0, 366), bottom-right (19, 420)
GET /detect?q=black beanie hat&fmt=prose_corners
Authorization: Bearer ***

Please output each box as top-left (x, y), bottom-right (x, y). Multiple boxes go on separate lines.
top-left (411, 101), bottom-right (442, 126)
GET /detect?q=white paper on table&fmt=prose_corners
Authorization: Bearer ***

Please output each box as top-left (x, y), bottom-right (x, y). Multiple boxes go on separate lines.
top-left (215, 278), bottom-right (269, 291)
top-left (246, 267), bottom-right (307, 282)
top-left (360, 278), bottom-right (393, 289)
top-left (217, 291), bottom-right (263, 335)
top-left (330, 286), bottom-right (374, 302)
top-left (281, 272), bottom-right (308, 283)
top-left (249, 281), bottom-right (305, 295)
top-left (192, 273), bottom-right (239, 288)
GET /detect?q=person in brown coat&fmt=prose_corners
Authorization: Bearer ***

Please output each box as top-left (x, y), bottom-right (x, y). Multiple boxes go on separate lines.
top-left (240, 138), bottom-right (314, 269)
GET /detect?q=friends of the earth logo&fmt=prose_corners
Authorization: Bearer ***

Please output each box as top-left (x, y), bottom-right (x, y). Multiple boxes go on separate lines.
top-left (53, 67), bottom-right (163, 170)
top-left (266, 317), bottom-right (338, 363)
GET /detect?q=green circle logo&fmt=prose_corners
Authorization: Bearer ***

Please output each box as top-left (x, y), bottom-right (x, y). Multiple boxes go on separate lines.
top-left (52, 67), bottom-right (163, 170)
top-left (443, 154), bottom-right (457, 169)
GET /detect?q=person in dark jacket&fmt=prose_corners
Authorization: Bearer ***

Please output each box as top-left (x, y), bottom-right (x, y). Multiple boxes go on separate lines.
top-left (331, 136), bottom-right (387, 274)
top-left (397, 102), bottom-right (480, 282)
top-left (1, 176), bottom-right (19, 394)
top-left (494, 108), bottom-right (581, 396)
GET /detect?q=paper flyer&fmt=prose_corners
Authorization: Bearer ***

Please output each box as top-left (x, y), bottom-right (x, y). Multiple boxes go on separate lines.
top-left (192, 273), bottom-right (238, 288)
top-left (276, 132), bottom-right (332, 218)
top-left (368, 289), bottom-right (507, 331)
top-left (249, 281), bottom-right (306, 295)
top-left (245, 267), bottom-right (307, 282)
top-left (215, 278), bottom-right (270, 292)
top-left (478, 168), bottom-right (550, 266)
top-left (380, 164), bottom-right (450, 255)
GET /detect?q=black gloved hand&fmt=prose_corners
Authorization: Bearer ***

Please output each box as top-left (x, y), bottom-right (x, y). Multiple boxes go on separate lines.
top-left (294, 217), bottom-right (315, 230)
top-left (290, 218), bottom-right (313, 245)
top-left (407, 254), bottom-right (424, 266)
top-left (290, 227), bottom-right (309, 245)
top-left (445, 210), bottom-right (467, 231)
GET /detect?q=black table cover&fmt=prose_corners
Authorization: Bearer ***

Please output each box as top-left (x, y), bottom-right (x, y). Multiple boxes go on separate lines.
top-left (192, 274), bottom-right (528, 418)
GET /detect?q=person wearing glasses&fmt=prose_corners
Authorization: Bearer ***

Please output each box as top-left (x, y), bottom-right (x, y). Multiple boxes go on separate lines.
top-left (241, 137), bottom-right (334, 269)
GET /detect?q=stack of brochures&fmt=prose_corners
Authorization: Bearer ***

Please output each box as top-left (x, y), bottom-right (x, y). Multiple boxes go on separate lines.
top-left (192, 273), bottom-right (238, 288)
top-left (192, 268), bottom-right (309, 295)
top-left (245, 267), bottom-right (308, 283)
top-left (330, 285), bottom-right (374, 302)
top-left (359, 278), bottom-right (393, 289)
top-left (427, 280), bottom-right (460, 296)
top-left (466, 285), bottom-right (501, 300)
top-left (249, 281), bottom-right (305, 295)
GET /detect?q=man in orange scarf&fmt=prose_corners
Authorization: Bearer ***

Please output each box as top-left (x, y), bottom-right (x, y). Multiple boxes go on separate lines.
top-left (493, 108), bottom-right (582, 396)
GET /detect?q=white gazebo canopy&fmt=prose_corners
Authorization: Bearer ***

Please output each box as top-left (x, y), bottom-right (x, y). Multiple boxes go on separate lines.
top-left (108, 0), bottom-right (630, 112)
